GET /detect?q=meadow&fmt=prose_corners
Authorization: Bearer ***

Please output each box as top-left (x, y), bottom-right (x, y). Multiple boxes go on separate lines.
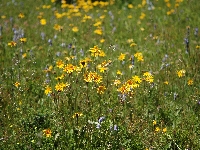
top-left (0, 0), bottom-right (200, 149)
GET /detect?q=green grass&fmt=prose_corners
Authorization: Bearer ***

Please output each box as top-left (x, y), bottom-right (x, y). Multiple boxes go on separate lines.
top-left (1, 0), bottom-right (200, 149)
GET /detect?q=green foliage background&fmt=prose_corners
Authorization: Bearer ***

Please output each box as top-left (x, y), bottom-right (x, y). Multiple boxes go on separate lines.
top-left (0, 0), bottom-right (200, 149)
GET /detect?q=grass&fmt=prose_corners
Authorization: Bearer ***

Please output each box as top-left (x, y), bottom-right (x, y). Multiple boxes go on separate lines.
top-left (0, 0), bottom-right (200, 149)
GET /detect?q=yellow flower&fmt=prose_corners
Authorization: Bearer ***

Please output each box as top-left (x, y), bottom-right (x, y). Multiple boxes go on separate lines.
top-left (100, 39), bottom-right (105, 43)
top-left (43, 129), bottom-right (52, 137)
top-left (22, 53), bottom-right (27, 59)
top-left (14, 82), bottom-right (20, 88)
top-left (155, 127), bottom-right (160, 132)
top-left (139, 12), bottom-right (146, 20)
top-left (187, 79), bottom-right (193, 85)
top-left (117, 70), bottom-right (123, 75)
top-left (1, 15), bottom-right (6, 19)
top-left (93, 21), bottom-right (102, 27)
top-left (18, 13), bottom-right (25, 18)
top-left (56, 60), bottom-right (64, 69)
top-left (72, 112), bottom-right (83, 118)
top-left (130, 43), bottom-right (137, 47)
top-left (113, 79), bottom-right (121, 86)
top-left (128, 4), bottom-right (134, 8)
top-left (134, 52), bottom-right (144, 62)
top-left (8, 41), bottom-right (17, 47)
top-left (55, 82), bottom-right (69, 92)
top-left (45, 85), bottom-right (52, 95)
top-left (54, 24), bottom-right (62, 31)
top-left (153, 120), bottom-right (157, 125)
top-left (127, 15), bottom-right (132, 19)
top-left (20, 38), bottom-right (27, 43)
top-left (63, 64), bottom-right (76, 74)
top-left (118, 53), bottom-right (126, 61)
top-left (40, 19), bottom-right (46, 25)
top-left (72, 26), bottom-right (79, 32)
top-left (177, 69), bottom-right (186, 78)
top-left (98, 67), bottom-right (108, 73)
top-left (97, 85), bottom-right (106, 94)
top-left (162, 128), bottom-right (167, 133)
top-left (132, 76), bottom-right (142, 83)
top-left (94, 28), bottom-right (103, 35)
top-left (79, 60), bottom-right (87, 68)
top-left (143, 72), bottom-right (154, 83)
top-left (164, 81), bottom-right (169, 85)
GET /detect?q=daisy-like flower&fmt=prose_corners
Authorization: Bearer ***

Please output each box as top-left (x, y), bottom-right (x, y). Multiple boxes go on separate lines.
top-left (14, 82), bottom-right (20, 88)
top-left (45, 85), bottom-right (52, 95)
top-left (187, 79), bottom-right (193, 85)
top-left (177, 69), bottom-right (186, 78)
top-left (18, 13), bottom-right (25, 18)
top-left (43, 128), bottom-right (52, 137)
top-left (8, 41), bottom-right (17, 47)
top-left (97, 85), bottom-right (106, 94)
top-left (72, 112), bottom-right (83, 118)
top-left (118, 53), bottom-right (126, 61)
top-left (155, 127), bottom-right (160, 132)
top-left (56, 60), bottom-right (64, 69)
top-left (162, 128), bottom-right (167, 133)
top-left (20, 38), bottom-right (27, 43)
top-left (72, 26), bottom-right (79, 32)
top-left (40, 19), bottom-right (46, 25)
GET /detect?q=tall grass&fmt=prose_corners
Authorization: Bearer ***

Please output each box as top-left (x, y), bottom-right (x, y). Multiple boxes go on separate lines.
top-left (0, 0), bottom-right (200, 149)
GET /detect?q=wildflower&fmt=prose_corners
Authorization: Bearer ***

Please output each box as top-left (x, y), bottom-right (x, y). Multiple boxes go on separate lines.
top-left (155, 127), bottom-right (160, 132)
top-left (113, 79), bottom-right (121, 86)
top-left (1, 15), bottom-right (6, 19)
top-left (128, 4), bottom-right (134, 8)
top-left (55, 74), bottom-right (65, 80)
top-left (118, 53), bottom-right (126, 61)
top-left (40, 19), bottom-right (46, 25)
top-left (14, 82), bottom-right (20, 88)
top-left (134, 52), bottom-right (144, 62)
top-left (18, 13), bottom-right (25, 18)
top-left (153, 120), bottom-right (156, 125)
top-left (43, 129), bottom-right (52, 137)
top-left (89, 45), bottom-right (105, 57)
top-left (143, 72), bottom-right (154, 83)
top-left (117, 70), bottom-right (123, 75)
top-left (72, 26), bottom-right (79, 32)
top-left (79, 60), bottom-right (87, 68)
top-left (56, 60), bottom-right (64, 69)
top-left (63, 64), bottom-right (76, 74)
top-left (93, 21), bottom-right (102, 27)
top-left (196, 45), bottom-right (200, 49)
top-left (55, 82), bottom-right (69, 92)
top-left (54, 24), bottom-right (62, 31)
top-left (45, 85), bottom-right (52, 95)
top-left (20, 38), bottom-right (27, 43)
top-left (164, 81), bottom-right (169, 85)
top-left (162, 128), bottom-right (167, 133)
top-left (98, 66), bottom-right (108, 73)
top-left (127, 15), bottom-right (132, 19)
top-left (139, 12), bottom-right (146, 20)
top-left (72, 112), bottom-right (83, 118)
top-left (140, 27), bottom-right (145, 31)
top-left (132, 75), bottom-right (142, 83)
top-left (8, 41), bottom-right (17, 47)
top-left (94, 28), bottom-right (103, 35)
top-left (84, 72), bottom-right (93, 83)
top-left (100, 39), bottom-right (105, 43)
top-left (177, 69), bottom-right (186, 78)
top-left (22, 53), bottom-right (27, 58)
top-left (187, 79), bottom-right (193, 85)
top-left (97, 85), bottom-right (106, 94)
top-left (130, 43), bottom-right (137, 47)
